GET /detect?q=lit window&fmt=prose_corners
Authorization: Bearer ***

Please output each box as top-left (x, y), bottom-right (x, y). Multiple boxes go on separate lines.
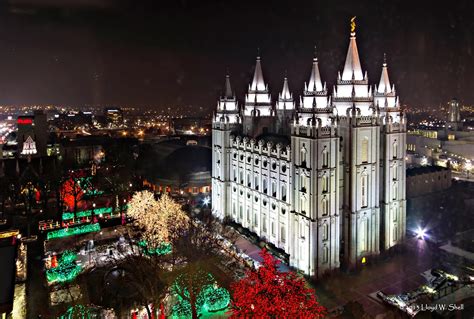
top-left (322, 174), bottom-right (328, 193)
top-left (361, 137), bottom-right (369, 163)
top-left (281, 184), bottom-right (287, 201)
top-left (322, 196), bottom-right (329, 216)
top-left (392, 140), bottom-right (398, 159)
top-left (301, 145), bottom-right (307, 167)
top-left (361, 173), bottom-right (368, 208)
top-left (300, 195), bottom-right (307, 215)
top-left (322, 148), bottom-right (329, 167)
top-left (392, 163), bottom-right (398, 181)
top-left (359, 219), bottom-right (368, 252)
top-left (300, 174), bottom-right (307, 193)
top-left (322, 223), bottom-right (329, 241)
top-left (280, 225), bottom-right (286, 243)
top-left (322, 246), bottom-right (329, 263)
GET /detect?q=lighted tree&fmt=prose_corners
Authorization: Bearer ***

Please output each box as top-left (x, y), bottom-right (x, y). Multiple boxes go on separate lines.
top-left (127, 190), bottom-right (189, 249)
top-left (60, 173), bottom-right (84, 216)
top-left (170, 262), bottom-right (219, 319)
top-left (230, 249), bottom-right (326, 318)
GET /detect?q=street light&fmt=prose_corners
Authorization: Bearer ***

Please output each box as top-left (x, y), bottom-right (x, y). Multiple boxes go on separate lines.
top-left (92, 203), bottom-right (97, 222)
top-left (202, 196), bottom-right (210, 207)
top-left (416, 227), bottom-right (426, 240)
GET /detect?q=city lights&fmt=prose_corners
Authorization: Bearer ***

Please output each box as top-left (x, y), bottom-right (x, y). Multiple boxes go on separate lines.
top-left (47, 223), bottom-right (101, 240)
top-left (1, 3), bottom-right (473, 319)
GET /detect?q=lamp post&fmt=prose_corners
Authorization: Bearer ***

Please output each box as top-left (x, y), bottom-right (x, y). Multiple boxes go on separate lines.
top-left (121, 198), bottom-right (127, 225)
top-left (92, 202), bottom-right (96, 223)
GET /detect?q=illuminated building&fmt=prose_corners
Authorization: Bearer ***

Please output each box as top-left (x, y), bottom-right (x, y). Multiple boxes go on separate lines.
top-left (104, 107), bottom-right (124, 128)
top-left (446, 98), bottom-right (462, 131)
top-left (16, 111), bottom-right (48, 158)
top-left (407, 99), bottom-right (474, 170)
top-left (212, 23), bottom-right (407, 277)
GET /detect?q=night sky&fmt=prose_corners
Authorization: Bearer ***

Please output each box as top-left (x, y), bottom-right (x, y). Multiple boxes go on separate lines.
top-left (0, 0), bottom-right (473, 110)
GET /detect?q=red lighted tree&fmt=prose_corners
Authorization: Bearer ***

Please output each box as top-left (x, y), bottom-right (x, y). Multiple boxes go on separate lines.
top-left (60, 174), bottom-right (84, 216)
top-left (230, 249), bottom-right (326, 318)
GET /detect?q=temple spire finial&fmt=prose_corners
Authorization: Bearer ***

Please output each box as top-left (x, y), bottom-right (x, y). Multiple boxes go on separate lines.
top-left (383, 53), bottom-right (387, 66)
top-left (350, 16), bottom-right (357, 36)
top-left (314, 45), bottom-right (318, 61)
top-left (224, 70), bottom-right (233, 98)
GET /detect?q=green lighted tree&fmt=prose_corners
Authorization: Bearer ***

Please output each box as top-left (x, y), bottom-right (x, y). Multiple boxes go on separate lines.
top-left (170, 262), bottom-right (230, 319)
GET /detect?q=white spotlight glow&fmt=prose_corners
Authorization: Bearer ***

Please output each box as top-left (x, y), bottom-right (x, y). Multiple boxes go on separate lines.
top-left (202, 196), bottom-right (211, 206)
top-left (416, 227), bottom-right (426, 240)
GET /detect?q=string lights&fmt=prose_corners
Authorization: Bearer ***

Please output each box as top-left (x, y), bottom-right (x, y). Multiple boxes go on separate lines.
top-left (47, 223), bottom-right (101, 240)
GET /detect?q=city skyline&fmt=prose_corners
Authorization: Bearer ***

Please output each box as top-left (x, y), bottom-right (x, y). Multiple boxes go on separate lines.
top-left (0, 0), bottom-right (473, 108)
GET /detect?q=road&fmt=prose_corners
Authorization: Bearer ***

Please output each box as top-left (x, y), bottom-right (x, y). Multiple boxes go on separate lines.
top-left (312, 237), bottom-right (444, 316)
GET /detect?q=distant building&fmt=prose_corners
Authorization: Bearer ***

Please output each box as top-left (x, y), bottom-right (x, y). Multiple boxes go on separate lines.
top-left (407, 100), bottom-right (474, 171)
top-left (406, 166), bottom-right (451, 198)
top-left (16, 111), bottom-right (48, 158)
top-left (60, 136), bottom-right (105, 168)
top-left (140, 139), bottom-right (211, 196)
top-left (51, 111), bottom-right (93, 130)
top-left (104, 108), bottom-right (123, 128)
top-left (446, 98), bottom-right (462, 131)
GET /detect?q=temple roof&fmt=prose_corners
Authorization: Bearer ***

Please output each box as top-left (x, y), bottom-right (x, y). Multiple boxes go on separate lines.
top-left (280, 77), bottom-right (292, 100)
top-left (341, 33), bottom-right (364, 81)
top-left (250, 56), bottom-right (266, 91)
top-left (224, 73), bottom-right (233, 98)
top-left (377, 55), bottom-right (392, 94)
top-left (307, 56), bottom-right (324, 92)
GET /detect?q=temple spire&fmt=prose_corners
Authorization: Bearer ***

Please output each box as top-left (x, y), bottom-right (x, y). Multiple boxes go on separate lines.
top-left (342, 17), bottom-right (363, 81)
top-left (377, 53), bottom-right (391, 94)
top-left (280, 77), bottom-right (292, 100)
top-left (224, 72), bottom-right (233, 98)
top-left (250, 54), bottom-right (266, 91)
top-left (307, 46), bottom-right (324, 92)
